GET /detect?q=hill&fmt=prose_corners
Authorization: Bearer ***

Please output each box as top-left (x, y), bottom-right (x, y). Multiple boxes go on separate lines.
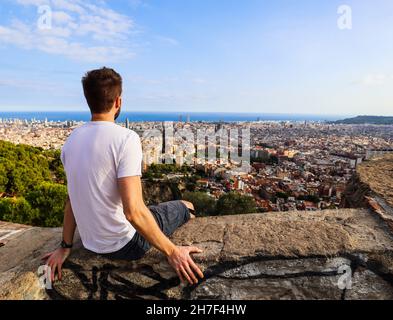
top-left (333, 115), bottom-right (393, 125)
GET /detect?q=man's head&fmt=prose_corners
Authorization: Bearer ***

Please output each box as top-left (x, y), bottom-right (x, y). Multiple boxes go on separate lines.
top-left (82, 67), bottom-right (123, 120)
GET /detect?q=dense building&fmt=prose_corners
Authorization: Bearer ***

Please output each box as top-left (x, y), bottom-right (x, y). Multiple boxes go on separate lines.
top-left (1, 118), bottom-right (392, 212)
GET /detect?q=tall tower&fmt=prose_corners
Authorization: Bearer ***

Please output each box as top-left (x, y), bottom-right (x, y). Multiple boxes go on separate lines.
top-left (125, 118), bottom-right (130, 129)
top-left (162, 122), bottom-right (166, 155)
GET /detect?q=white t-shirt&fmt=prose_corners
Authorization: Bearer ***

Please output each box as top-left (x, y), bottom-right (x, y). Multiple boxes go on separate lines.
top-left (61, 121), bottom-right (142, 254)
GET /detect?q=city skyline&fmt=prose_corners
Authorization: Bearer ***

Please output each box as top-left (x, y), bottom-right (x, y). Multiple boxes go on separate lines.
top-left (0, 0), bottom-right (393, 116)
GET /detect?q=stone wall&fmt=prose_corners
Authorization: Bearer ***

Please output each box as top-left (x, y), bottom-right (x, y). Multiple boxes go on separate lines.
top-left (2, 208), bottom-right (393, 300)
top-left (343, 155), bottom-right (393, 233)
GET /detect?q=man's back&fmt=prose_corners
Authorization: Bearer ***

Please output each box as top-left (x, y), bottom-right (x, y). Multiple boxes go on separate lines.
top-left (61, 121), bottom-right (143, 253)
top-left (44, 68), bottom-right (203, 286)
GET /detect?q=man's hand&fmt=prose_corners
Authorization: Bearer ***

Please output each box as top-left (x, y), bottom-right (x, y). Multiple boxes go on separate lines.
top-left (42, 248), bottom-right (71, 282)
top-left (167, 246), bottom-right (204, 285)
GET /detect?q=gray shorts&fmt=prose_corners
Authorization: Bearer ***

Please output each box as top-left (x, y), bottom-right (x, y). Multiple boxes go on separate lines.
top-left (104, 201), bottom-right (191, 261)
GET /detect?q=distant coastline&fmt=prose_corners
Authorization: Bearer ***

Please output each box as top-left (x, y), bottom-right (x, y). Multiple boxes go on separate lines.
top-left (0, 111), bottom-right (347, 123)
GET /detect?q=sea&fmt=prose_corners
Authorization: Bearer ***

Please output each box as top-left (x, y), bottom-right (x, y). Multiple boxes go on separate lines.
top-left (0, 111), bottom-right (346, 123)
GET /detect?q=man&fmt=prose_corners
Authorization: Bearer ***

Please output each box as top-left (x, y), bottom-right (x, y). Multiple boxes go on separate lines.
top-left (43, 67), bottom-right (204, 286)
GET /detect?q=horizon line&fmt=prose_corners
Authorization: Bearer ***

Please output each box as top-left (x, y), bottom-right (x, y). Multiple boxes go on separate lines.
top-left (0, 110), bottom-right (358, 117)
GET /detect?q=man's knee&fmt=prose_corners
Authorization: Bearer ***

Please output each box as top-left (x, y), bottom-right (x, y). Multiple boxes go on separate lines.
top-left (181, 200), bottom-right (196, 219)
top-left (181, 200), bottom-right (194, 210)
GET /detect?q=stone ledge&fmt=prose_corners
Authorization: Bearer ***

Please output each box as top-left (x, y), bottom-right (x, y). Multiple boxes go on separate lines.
top-left (344, 155), bottom-right (393, 233)
top-left (357, 154), bottom-right (393, 208)
top-left (2, 208), bottom-right (393, 300)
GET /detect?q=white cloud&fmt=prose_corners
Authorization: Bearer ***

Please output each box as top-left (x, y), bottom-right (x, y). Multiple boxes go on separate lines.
top-left (50, 0), bottom-right (85, 15)
top-left (356, 73), bottom-right (393, 87)
top-left (52, 11), bottom-right (74, 25)
top-left (1, 0), bottom-right (136, 62)
top-left (16, 0), bottom-right (48, 6)
top-left (0, 77), bottom-right (65, 92)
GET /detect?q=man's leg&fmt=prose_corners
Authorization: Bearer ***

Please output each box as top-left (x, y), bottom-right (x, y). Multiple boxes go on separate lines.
top-left (104, 200), bottom-right (194, 261)
top-left (180, 200), bottom-right (196, 219)
top-left (148, 200), bottom-right (194, 237)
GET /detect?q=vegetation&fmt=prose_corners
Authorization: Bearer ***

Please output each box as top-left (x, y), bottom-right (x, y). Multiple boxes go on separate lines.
top-left (298, 194), bottom-right (320, 204)
top-left (333, 115), bottom-right (393, 125)
top-left (182, 191), bottom-right (216, 216)
top-left (216, 192), bottom-right (257, 216)
top-left (45, 149), bottom-right (67, 183)
top-left (182, 191), bottom-right (257, 216)
top-left (183, 175), bottom-right (202, 192)
top-left (275, 191), bottom-right (289, 200)
top-left (0, 197), bottom-right (39, 225)
top-left (0, 141), bottom-right (66, 227)
top-left (143, 163), bottom-right (193, 179)
top-left (25, 182), bottom-right (68, 227)
top-left (251, 154), bottom-right (279, 165)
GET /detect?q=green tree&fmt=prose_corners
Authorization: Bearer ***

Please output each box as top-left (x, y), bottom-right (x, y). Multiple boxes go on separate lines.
top-left (0, 141), bottom-right (52, 195)
top-left (0, 163), bottom-right (8, 194)
top-left (298, 194), bottom-right (320, 204)
top-left (0, 197), bottom-right (39, 225)
top-left (25, 182), bottom-right (68, 227)
top-left (216, 192), bottom-right (257, 216)
top-left (182, 191), bottom-right (216, 216)
top-left (46, 149), bottom-right (66, 183)
top-left (0, 141), bottom-right (70, 227)
top-left (184, 175), bottom-right (200, 192)
top-left (276, 192), bottom-right (289, 200)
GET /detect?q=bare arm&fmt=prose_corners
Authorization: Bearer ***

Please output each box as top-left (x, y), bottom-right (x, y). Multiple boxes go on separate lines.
top-left (118, 176), bottom-right (204, 284)
top-left (63, 197), bottom-right (77, 245)
top-left (42, 196), bottom-right (76, 282)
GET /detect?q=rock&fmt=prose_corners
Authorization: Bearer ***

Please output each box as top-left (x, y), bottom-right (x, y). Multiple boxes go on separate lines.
top-left (357, 154), bottom-right (393, 208)
top-left (2, 208), bottom-right (393, 300)
top-left (345, 268), bottom-right (393, 300)
top-left (343, 155), bottom-right (393, 232)
top-left (0, 225), bottom-right (62, 300)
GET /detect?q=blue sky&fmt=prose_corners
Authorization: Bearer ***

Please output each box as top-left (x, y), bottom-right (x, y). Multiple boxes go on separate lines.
top-left (0, 0), bottom-right (392, 115)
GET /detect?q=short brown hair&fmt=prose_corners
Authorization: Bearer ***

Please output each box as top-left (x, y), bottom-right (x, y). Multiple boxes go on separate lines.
top-left (82, 67), bottom-right (122, 114)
